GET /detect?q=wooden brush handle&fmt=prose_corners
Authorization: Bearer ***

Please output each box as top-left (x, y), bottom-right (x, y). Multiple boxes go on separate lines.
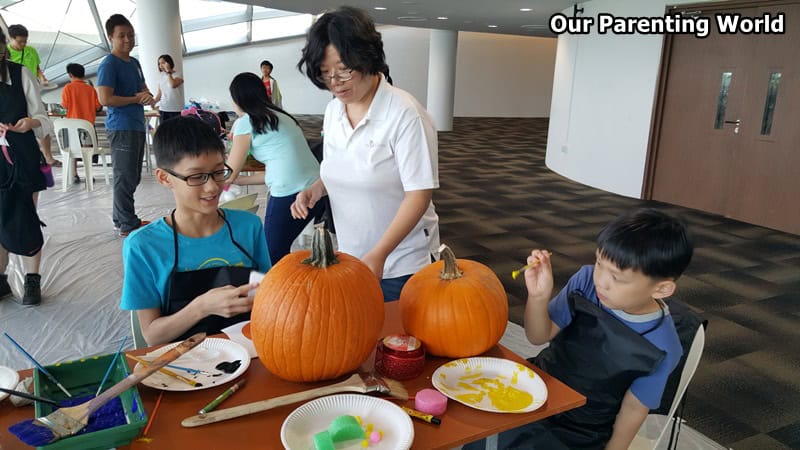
top-left (181, 374), bottom-right (363, 427)
top-left (87, 333), bottom-right (206, 414)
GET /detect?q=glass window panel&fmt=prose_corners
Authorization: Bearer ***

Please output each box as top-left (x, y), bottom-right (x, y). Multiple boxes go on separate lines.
top-left (94, 0), bottom-right (136, 31)
top-left (184, 22), bottom-right (247, 53)
top-left (179, 0), bottom-right (247, 22)
top-left (251, 14), bottom-right (313, 42)
top-left (713, 72), bottom-right (733, 129)
top-left (760, 72), bottom-right (781, 136)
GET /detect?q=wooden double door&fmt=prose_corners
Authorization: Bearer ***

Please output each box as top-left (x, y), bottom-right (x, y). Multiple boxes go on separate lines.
top-left (647, 1), bottom-right (800, 234)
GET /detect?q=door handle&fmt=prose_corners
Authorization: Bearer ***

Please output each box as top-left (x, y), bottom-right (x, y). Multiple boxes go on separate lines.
top-left (724, 119), bottom-right (741, 134)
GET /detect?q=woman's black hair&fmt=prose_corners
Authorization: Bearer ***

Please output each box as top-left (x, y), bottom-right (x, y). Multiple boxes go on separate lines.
top-left (297, 6), bottom-right (386, 90)
top-left (597, 208), bottom-right (693, 280)
top-left (154, 116), bottom-right (224, 170)
top-left (229, 72), bottom-right (298, 135)
top-left (158, 54), bottom-right (175, 72)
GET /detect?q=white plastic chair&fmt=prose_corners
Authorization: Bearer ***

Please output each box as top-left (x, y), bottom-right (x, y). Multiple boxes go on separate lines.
top-left (130, 311), bottom-right (148, 350)
top-left (53, 118), bottom-right (110, 192)
top-left (630, 325), bottom-right (706, 449)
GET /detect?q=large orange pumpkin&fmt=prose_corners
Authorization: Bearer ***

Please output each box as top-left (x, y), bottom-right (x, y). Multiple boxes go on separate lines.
top-left (399, 245), bottom-right (508, 358)
top-left (251, 227), bottom-right (385, 382)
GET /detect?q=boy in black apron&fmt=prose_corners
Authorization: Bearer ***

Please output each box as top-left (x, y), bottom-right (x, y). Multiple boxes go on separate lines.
top-left (120, 117), bottom-right (270, 346)
top-left (465, 208), bottom-right (693, 450)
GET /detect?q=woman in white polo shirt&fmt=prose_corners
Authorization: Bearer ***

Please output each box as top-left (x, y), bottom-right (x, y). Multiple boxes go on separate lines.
top-left (292, 6), bottom-right (440, 301)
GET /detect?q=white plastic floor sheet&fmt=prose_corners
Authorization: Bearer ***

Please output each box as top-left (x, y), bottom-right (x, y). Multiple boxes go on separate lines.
top-left (0, 165), bottom-right (269, 370)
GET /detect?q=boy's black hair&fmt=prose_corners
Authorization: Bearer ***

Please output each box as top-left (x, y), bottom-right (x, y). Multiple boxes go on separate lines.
top-left (158, 54), bottom-right (175, 72)
top-left (297, 6), bottom-right (389, 90)
top-left (597, 208), bottom-right (693, 280)
top-left (66, 63), bottom-right (85, 78)
top-left (153, 116), bottom-right (224, 169)
top-left (105, 14), bottom-right (133, 37)
top-left (260, 60), bottom-right (273, 70)
top-left (7, 24), bottom-right (29, 38)
top-left (229, 72), bottom-right (298, 135)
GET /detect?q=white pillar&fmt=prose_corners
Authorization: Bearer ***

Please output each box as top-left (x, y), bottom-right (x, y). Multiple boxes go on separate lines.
top-left (135, 0), bottom-right (182, 95)
top-left (426, 29), bottom-right (458, 131)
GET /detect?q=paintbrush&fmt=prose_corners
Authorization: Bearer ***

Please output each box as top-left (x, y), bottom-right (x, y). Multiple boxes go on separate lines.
top-left (8, 333), bottom-right (206, 447)
top-left (511, 251), bottom-right (552, 280)
top-left (182, 372), bottom-right (407, 427)
top-left (96, 337), bottom-right (127, 396)
top-left (125, 354), bottom-right (203, 388)
top-left (4, 332), bottom-right (72, 398)
top-left (0, 387), bottom-right (59, 406)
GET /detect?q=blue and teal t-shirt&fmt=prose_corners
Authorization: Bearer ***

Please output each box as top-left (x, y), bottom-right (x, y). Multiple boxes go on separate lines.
top-left (232, 112), bottom-right (320, 197)
top-left (97, 54), bottom-right (145, 132)
top-left (120, 209), bottom-right (271, 311)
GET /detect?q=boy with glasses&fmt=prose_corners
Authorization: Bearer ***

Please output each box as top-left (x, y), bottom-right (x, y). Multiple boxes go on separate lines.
top-left (120, 117), bottom-right (270, 346)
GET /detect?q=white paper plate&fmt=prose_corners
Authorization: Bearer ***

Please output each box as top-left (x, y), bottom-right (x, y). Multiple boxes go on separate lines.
top-left (136, 338), bottom-right (250, 391)
top-left (221, 320), bottom-right (258, 359)
top-left (281, 394), bottom-right (414, 450)
top-left (432, 357), bottom-right (547, 413)
top-left (0, 365), bottom-right (20, 402)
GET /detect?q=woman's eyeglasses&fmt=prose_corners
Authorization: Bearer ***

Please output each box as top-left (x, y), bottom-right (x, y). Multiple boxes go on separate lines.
top-left (316, 69), bottom-right (354, 84)
top-left (162, 164), bottom-right (233, 186)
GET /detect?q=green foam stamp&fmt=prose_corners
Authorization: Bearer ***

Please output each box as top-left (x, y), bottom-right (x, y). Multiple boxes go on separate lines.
top-left (329, 415), bottom-right (365, 442)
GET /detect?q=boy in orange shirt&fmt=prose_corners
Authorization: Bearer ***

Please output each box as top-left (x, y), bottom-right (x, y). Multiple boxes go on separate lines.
top-left (61, 62), bottom-right (102, 183)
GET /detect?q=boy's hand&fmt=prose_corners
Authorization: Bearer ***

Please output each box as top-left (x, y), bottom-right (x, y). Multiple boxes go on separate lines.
top-left (524, 249), bottom-right (553, 302)
top-left (198, 283), bottom-right (255, 318)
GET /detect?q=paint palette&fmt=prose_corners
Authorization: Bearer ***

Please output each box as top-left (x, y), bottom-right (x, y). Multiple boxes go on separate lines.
top-left (432, 357), bottom-right (548, 413)
top-left (281, 394), bottom-right (413, 450)
top-left (135, 338), bottom-right (250, 391)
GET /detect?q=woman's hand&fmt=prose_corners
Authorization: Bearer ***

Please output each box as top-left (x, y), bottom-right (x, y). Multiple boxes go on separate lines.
top-left (290, 180), bottom-right (326, 219)
top-left (5, 117), bottom-right (38, 133)
top-left (361, 249), bottom-right (387, 279)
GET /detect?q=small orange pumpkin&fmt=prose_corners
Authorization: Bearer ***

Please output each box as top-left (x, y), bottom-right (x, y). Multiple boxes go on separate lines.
top-left (251, 227), bottom-right (385, 382)
top-left (400, 244), bottom-right (508, 358)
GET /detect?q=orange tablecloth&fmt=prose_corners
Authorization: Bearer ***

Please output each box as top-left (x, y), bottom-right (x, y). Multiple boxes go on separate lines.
top-left (0, 302), bottom-right (585, 449)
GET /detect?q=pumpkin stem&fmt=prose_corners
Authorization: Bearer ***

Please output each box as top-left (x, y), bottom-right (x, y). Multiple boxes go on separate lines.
top-left (438, 244), bottom-right (462, 280)
top-left (302, 223), bottom-right (339, 268)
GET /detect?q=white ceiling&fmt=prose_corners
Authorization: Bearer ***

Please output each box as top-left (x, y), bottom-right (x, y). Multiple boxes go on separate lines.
top-left (235, 0), bottom-right (584, 37)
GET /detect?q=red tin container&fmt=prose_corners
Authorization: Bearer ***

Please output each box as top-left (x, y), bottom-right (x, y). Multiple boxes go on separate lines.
top-left (374, 334), bottom-right (426, 381)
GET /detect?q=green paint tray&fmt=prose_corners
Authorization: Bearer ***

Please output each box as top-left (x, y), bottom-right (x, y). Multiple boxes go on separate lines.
top-left (33, 353), bottom-right (148, 450)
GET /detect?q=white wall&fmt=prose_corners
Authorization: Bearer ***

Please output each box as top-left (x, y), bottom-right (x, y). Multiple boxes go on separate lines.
top-left (545, 0), bottom-right (719, 198)
top-left (180, 25), bottom-right (556, 117)
top-left (455, 32), bottom-right (556, 117)
top-left (545, 0), bottom-right (667, 198)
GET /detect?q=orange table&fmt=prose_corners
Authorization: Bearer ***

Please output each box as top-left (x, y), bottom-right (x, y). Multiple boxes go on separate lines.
top-left (0, 302), bottom-right (585, 449)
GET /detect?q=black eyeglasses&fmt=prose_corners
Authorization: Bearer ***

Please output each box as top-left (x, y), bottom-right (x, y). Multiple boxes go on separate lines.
top-left (162, 164), bottom-right (233, 186)
top-left (316, 68), bottom-right (354, 84)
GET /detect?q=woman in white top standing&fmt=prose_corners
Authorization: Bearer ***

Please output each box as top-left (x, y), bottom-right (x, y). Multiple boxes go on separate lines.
top-left (153, 54), bottom-right (184, 122)
top-left (292, 6), bottom-right (440, 301)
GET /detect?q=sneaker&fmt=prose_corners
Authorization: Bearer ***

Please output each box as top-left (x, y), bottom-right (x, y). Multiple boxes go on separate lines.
top-left (119, 220), bottom-right (151, 237)
top-left (20, 273), bottom-right (41, 306)
top-left (0, 274), bottom-right (12, 301)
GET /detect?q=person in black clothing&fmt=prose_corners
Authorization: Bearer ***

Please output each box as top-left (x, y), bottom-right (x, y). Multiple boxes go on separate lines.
top-left (0, 30), bottom-right (50, 306)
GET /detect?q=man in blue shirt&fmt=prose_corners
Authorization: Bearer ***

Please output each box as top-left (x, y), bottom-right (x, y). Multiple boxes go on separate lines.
top-left (97, 14), bottom-right (155, 236)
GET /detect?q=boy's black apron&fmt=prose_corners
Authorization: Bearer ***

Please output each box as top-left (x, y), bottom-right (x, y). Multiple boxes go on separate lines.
top-left (500, 293), bottom-right (667, 450)
top-left (0, 62), bottom-right (46, 256)
top-left (162, 210), bottom-right (255, 342)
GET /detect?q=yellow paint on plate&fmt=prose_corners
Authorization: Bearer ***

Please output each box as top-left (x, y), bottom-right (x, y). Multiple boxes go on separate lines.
top-left (453, 373), bottom-right (534, 412)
